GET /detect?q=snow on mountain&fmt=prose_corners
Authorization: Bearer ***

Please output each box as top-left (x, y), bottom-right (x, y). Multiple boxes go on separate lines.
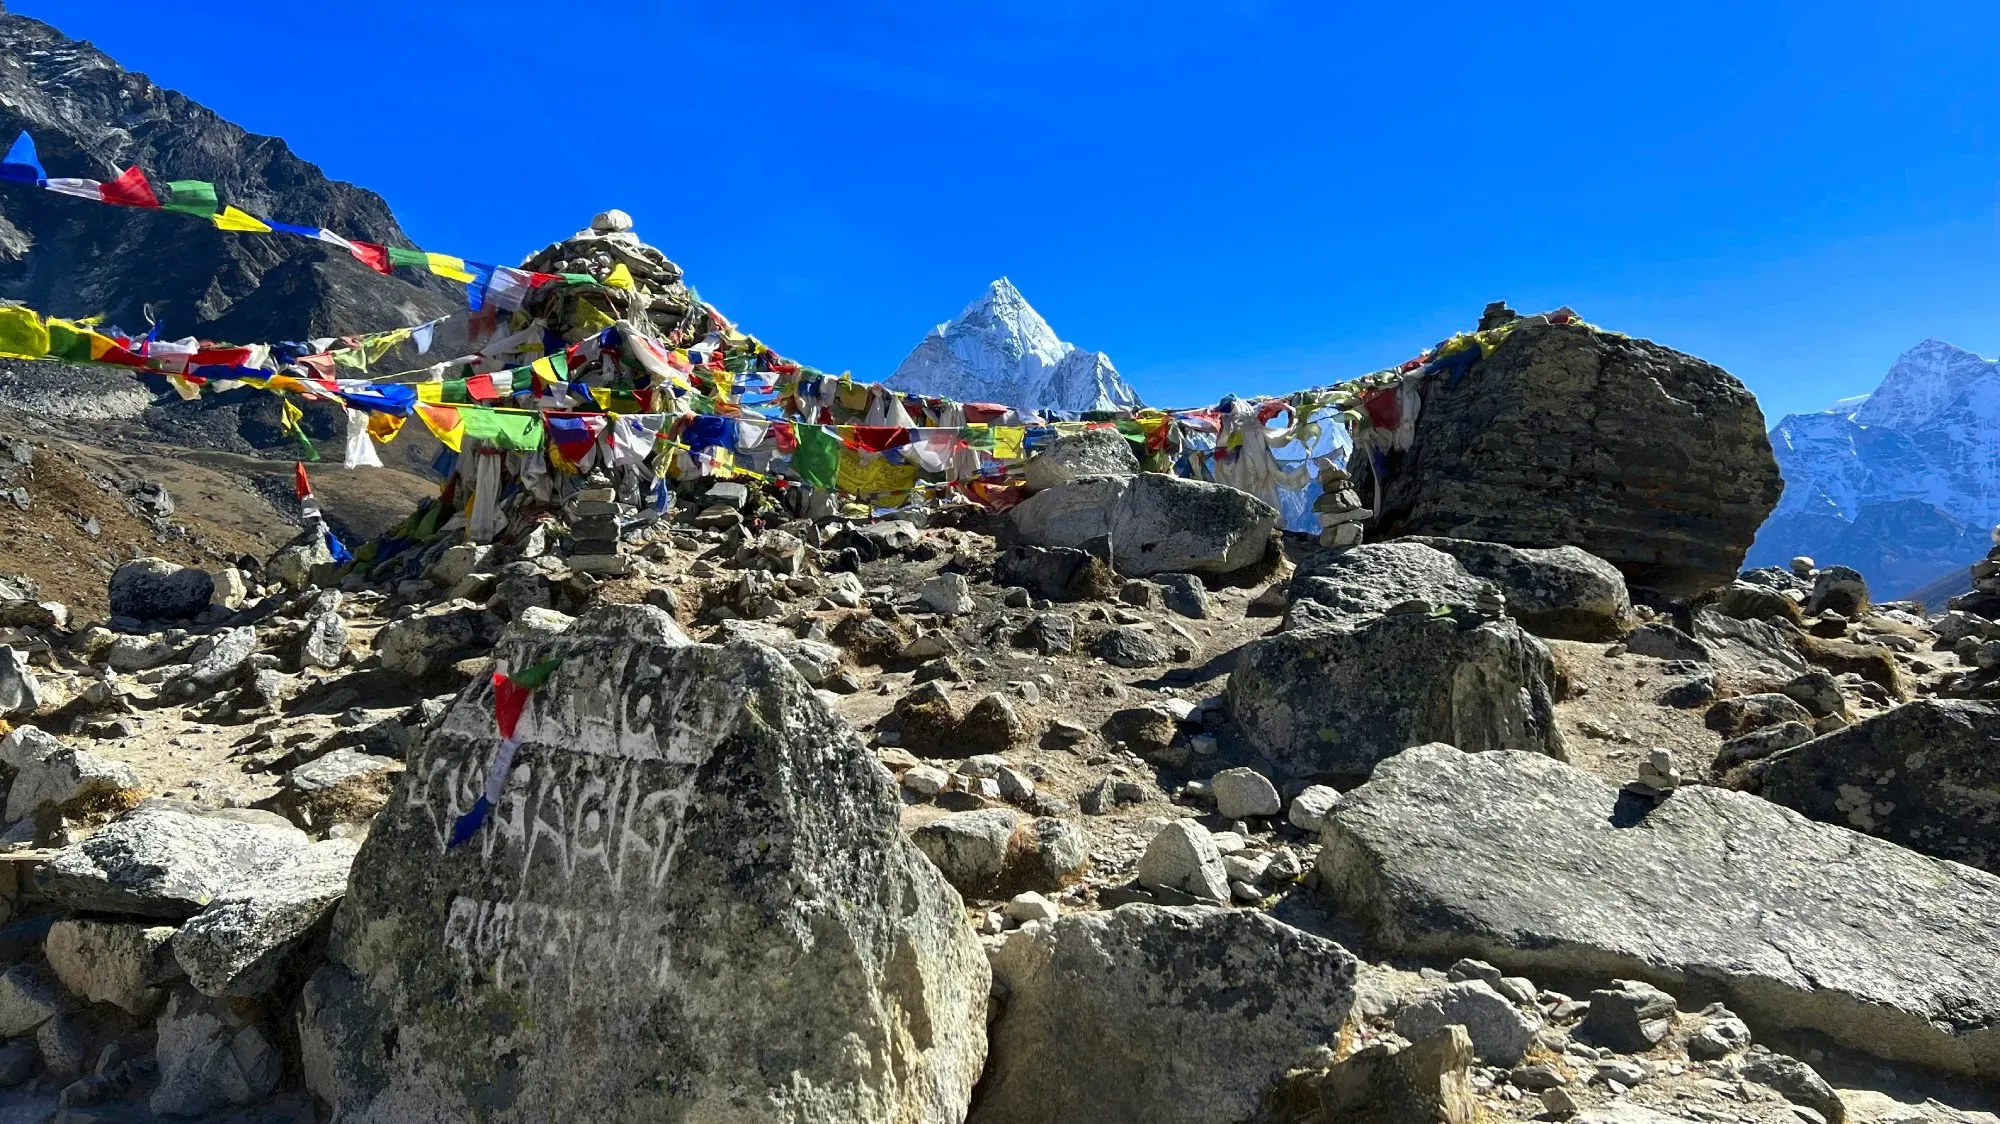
top-left (1748, 339), bottom-right (2000, 597)
top-left (886, 279), bottom-right (1142, 415)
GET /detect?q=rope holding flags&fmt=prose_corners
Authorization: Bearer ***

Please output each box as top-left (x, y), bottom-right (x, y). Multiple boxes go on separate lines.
top-left (448, 655), bottom-right (565, 848)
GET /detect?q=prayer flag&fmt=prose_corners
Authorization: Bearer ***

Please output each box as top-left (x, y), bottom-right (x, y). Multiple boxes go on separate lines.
top-left (43, 178), bottom-right (104, 202)
top-left (159, 180), bottom-right (218, 217)
top-left (213, 206), bottom-right (272, 233)
top-left (348, 241), bottom-right (393, 275)
top-left (791, 423), bottom-right (841, 490)
top-left (295, 461), bottom-right (321, 523)
top-left (425, 253), bottom-right (474, 283)
top-left (417, 403), bottom-right (464, 452)
top-left (485, 266), bottom-right (532, 312)
top-left (0, 133), bottom-right (44, 184)
top-left (603, 262), bottom-right (634, 290)
top-left (99, 165), bottom-right (158, 207)
top-left (0, 307), bottom-right (48, 359)
top-left (386, 247), bottom-right (429, 270)
top-left (343, 408), bottom-right (383, 469)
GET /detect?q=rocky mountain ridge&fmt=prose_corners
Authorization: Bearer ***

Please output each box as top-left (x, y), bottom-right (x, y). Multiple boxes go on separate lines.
top-left (888, 278), bottom-right (1143, 415)
top-left (1750, 338), bottom-right (2000, 597)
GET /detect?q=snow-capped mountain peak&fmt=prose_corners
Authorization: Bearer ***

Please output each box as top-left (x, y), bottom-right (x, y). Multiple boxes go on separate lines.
top-left (887, 279), bottom-right (1142, 415)
top-left (1851, 337), bottom-right (1997, 432)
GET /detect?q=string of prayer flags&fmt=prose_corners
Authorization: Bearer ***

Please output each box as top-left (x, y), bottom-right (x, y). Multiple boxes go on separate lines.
top-left (213, 206), bottom-right (271, 232)
top-left (0, 133), bottom-right (43, 184)
top-left (417, 403), bottom-right (465, 452)
top-left (448, 656), bottom-right (565, 848)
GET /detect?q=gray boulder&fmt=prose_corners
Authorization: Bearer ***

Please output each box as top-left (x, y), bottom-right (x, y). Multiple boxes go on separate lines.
top-left (1807, 564), bottom-right (1870, 617)
top-left (1753, 699), bottom-right (2000, 874)
top-left (0, 965), bottom-right (59, 1037)
top-left (975, 905), bottom-right (1357, 1124)
top-left (46, 919), bottom-right (178, 1015)
top-left (715, 618), bottom-right (836, 686)
top-left (0, 726), bottom-right (139, 825)
top-left (1623, 622), bottom-right (1709, 662)
top-left (1154, 573), bottom-right (1211, 619)
top-left (1092, 625), bottom-right (1170, 668)
top-left (298, 611), bottom-right (349, 670)
top-left (1014, 611), bottom-right (1076, 656)
top-left (1578, 979), bottom-right (1677, 1052)
top-left (1351, 318), bottom-right (1783, 596)
top-left (1230, 614), bottom-right (1564, 782)
top-left (1688, 609), bottom-right (1812, 676)
top-left (1110, 472), bottom-right (1277, 578)
top-left (151, 986), bottom-right (282, 1117)
top-left (1402, 537), bottom-right (1635, 640)
top-left (299, 605), bottom-right (987, 1123)
top-left (0, 647), bottom-right (37, 717)
top-left (277, 750), bottom-right (403, 831)
top-left (911, 808), bottom-right (1020, 899)
top-left (184, 625), bottom-right (255, 686)
top-left (1007, 474), bottom-right (1127, 555)
top-left (1135, 819), bottom-right (1230, 904)
top-left (175, 838), bottom-right (358, 998)
top-left (370, 601), bottom-right (498, 679)
top-left (1210, 767), bottom-right (1281, 820)
top-left (992, 546), bottom-right (1115, 604)
top-left (109, 558), bottom-right (214, 621)
top-left (1316, 743), bottom-right (2000, 1082)
top-left (36, 805), bottom-right (312, 920)
top-left (265, 527), bottom-right (335, 592)
top-left (1392, 979), bottom-right (1542, 1066)
top-left (1283, 541), bottom-right (1485, 631)
top-left (1022, 428), bottom-right (1139, 493)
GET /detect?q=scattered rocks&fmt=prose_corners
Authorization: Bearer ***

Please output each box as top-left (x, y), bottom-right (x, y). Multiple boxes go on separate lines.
top-left (0, 726), bottom-right (138, 824)
top-left (1739, 1047), bottom-right (1847, 1124)
top-left (1266, 1025), bottom-right (1477, 1124)
top-left (150, 986), bottom-right (282, 1117)
top-left (276, 750), bottom-right (403, 831)
top-left (1577, 979), bottom-right (1677, 1052)
top-left (370, 601), bottom-right (498, 679)
top-left (1402, 537), bottom-right (1635, 640)
top-left (173, 838), bottom-right (360, 997)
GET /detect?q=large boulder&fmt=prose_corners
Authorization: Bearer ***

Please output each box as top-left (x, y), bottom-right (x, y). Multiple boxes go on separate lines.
top-left (1229, 614), bottom-right (1564, 782)
top-left (1283, 542), bottom-right (1485, 631)
top-left (1400, 537), bottom-right (1634, 640)
top-left (1008, 472), bottom-right (1278, 578)
top-left (1353, 319), bottom-right (1783, 597)
top-left (1022, 428), bottom-right (1139, 493)
top-left (370, 600), bottom-right (499, 679)
top-left (36, 805), bottom-right (312, 921)
top-left (109, 558), bottom-right (215, 621)
top-left (299, 605), bottom-right (987, 1123)
top-left (974, 905), bottom-right (1357, 1124)
top-left (1109, 472), bottom-right (1277, 578)
top-left (0, 727), bottom-right (139, 824)
top-left (174, 838), bottom-right (359, 998)
top-left (1315, 743), bottom-right (2000, 1082)
top-left (1752, 699), bottom-right (2000, 874)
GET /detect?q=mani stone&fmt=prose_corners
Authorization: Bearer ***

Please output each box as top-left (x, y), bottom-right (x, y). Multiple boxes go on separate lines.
top-left (297, 604), bottom-right (987, 1123)
top-left (1315, 743), bottom-right (2000, 1083)
top-left (1352, 318), bottom-right (1783, 597)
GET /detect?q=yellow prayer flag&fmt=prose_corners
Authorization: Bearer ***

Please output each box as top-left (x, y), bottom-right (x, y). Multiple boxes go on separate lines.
top-left (603, 262), bottom-right (634, 290)
top-left (367, 412), bottom-right (406, 443)
top-left (992, 426), bottom-right (1026, 461)
top-left (571, 299), bottom-right (616, 333)
top-left (590, 388), bottom-right (612, 410)
top-left (416, 382), bottom-right (442, 403)
top-left (212, 206), bottom-right (273, 233)
top-left (363, 329), bottom-right (411, 364)
top-left (416, 403), bottom-right (464, 452)
top-left (425, 253), bottom-right (475, 283)
top-left (836, 448), bottom-right (919, 506)
top-left (0, 306), bottom-right (49, 359)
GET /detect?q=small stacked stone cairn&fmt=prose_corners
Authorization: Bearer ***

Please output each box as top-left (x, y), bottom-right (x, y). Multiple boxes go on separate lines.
top-left (1313, 461), bottom-right (1370, 549)
top-left (1625, 748), bottom-right (1683, 800)
top-left (519, 209), bottom-right (704, 344)
top-left (565, 474), bottom-right (633, 576)
top-left (1473, 582), bottom-right (1506, 622)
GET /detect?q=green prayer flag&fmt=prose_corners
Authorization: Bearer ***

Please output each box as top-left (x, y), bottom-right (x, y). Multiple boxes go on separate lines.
top-left (509, 368), bottom-right (533, 393)
top-left (45, 320), bottom-right (92, 363)
top-left (387, 247), bottom-right (430, 269)
top-left (511, 655), bottom-right (563, 691)
top-left (462, 408), bottom-right (543, 452)
top-left (442, 379), bottom-right (471, 405)
top-left (559, 273), bottom-right (597, 285)
top-left (160, 180), bottom-right (219, 217)
top-left (791, 423), bottom-right (841, 490)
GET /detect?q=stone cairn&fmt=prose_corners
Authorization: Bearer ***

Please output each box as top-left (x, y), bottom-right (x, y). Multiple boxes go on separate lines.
top-left (564, 473), bottom-right (634, 576)
top-left (520, 209), bottom-right (704, 344)
top-left (1313, 461), bottom-right (1370, 549)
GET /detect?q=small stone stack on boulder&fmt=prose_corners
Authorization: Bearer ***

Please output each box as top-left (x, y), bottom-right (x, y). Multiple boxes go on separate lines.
top-left (564, 475), bottom-right (631, 576)
top-left (1312, 461), bottom-right (1368, 549)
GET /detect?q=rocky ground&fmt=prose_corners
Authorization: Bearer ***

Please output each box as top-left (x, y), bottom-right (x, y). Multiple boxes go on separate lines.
top-left (0, 428), bottom-right (1994, 1122)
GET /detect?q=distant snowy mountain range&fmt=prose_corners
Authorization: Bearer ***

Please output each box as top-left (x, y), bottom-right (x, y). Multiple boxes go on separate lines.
top-left (887, 279), bottom-right (1142, 416)
top-left (1749, 338), bottom-right (2000, 598)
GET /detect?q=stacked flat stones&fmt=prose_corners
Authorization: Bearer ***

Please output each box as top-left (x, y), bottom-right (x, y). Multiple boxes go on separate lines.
top-left (518, 209), bottom-right (702, 343)
top-left (1314, 462), bottom-right (1370, 549)
top-left (565, 476), bottom-right (633, 576)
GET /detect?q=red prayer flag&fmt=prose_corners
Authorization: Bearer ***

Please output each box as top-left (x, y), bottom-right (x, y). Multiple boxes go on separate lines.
top-left (464, 373), bottom-right (499, 401)
top-left (846, 425), bottom-right (911, 454)
top-left (100, 165), bottom-right (158, 208)
top-left (348, 240), bottom-right (393, 275)
top-left (294, 461), bottom-right (311, 500)
top-left (492, 671), bottom-right (531, 740)
top-left (1361, 387), bottom-right (1402, 431)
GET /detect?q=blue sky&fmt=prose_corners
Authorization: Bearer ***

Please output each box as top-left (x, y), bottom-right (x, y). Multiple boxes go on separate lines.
top-left (21, 0), bottom-right (2000, 421)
